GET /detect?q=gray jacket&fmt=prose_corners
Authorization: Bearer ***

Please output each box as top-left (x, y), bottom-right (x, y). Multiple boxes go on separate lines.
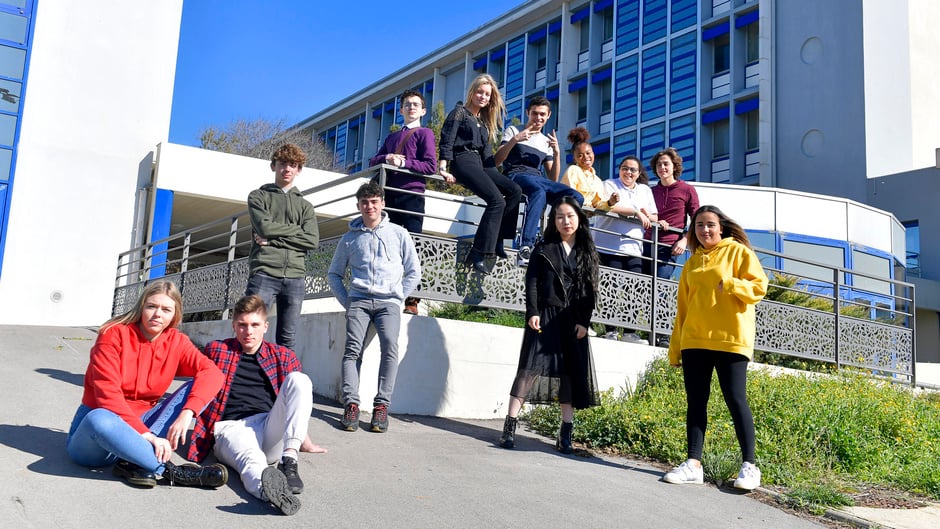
top-left (327, 212), bottom-right (421, 307)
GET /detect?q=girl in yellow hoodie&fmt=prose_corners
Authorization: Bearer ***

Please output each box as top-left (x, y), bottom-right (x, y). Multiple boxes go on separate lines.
top-left (663, 205), bottom-right (768, 491)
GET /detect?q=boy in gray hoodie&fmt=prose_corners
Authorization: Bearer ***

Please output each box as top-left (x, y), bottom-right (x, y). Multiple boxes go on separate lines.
top-left (327, 182), bottom-right (421, 433)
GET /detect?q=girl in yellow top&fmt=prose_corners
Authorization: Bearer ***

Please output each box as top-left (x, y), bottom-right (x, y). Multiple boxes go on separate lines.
top-left (663, 205), bottom-right (768, 492)
top-left (561, 127), bottom-right (619, 211)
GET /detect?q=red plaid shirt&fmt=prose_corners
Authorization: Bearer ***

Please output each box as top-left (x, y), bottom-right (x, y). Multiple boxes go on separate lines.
top-left (187, 338), bottom-right (303, 462)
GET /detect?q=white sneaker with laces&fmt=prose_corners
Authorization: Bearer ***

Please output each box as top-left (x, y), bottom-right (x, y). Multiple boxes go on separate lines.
top-left (620, 332), bottom-right (647, 344)
top-left (516, 246), bottom-right (531, 267)
top-left (733, 462), bottom-right (761, 491)
top-left (663, 460), bottom-right (704, 484)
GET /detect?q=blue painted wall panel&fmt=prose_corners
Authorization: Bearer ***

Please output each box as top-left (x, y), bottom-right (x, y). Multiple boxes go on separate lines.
top-left (670, 32), bottom-right (697, 112)
top-left (643, 0), bottom-right (667, 43)
top-left (505, 36), bottom-right (525, 99)
top-left (148, 189), bottom-right (174, 279)
top-left (641, 43), bottom-right (667, 121)
top-left (616, 0), bottom-right (640, 54)
top-left (670, 114), bottom-right (696, 180)
top-left (613, 54), bottom-right (639, 129)
top-left (671, 0), bottom-right (697, 31)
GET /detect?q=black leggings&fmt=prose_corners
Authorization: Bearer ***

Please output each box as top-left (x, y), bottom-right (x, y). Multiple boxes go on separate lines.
top-left (451, 151), bottom-right (521, 254)
top-left (681, 349), bottom-right (755, 463)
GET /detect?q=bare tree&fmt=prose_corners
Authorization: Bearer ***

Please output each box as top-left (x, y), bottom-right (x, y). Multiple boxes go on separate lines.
top-left (198, 117), bottom-right (337, 170)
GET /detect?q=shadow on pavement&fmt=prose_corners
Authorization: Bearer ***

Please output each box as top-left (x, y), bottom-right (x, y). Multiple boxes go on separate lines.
top-left (36, 368), bottom-right (85, 387)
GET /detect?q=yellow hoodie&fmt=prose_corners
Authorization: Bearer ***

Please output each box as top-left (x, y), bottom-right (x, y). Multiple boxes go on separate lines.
top-left (668, 237), bottom-right (768, 365)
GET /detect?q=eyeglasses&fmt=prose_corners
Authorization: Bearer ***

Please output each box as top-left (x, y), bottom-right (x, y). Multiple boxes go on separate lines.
top-left (401, 102), bottom-right (423, 108)
top-left (619, 166), bottom-right (640, 173)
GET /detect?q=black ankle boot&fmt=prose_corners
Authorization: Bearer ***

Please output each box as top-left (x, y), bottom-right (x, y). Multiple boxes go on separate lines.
top-left (556, 422), bottom-right (573, 454)
top-left (499, 415), bottom-right (518, 449)
top-left (466, 249), bottom-right (491, 274)
top-left (163, 461), bottom-right (228, 488)
top-left (112, 459), bottom-right (156, 488)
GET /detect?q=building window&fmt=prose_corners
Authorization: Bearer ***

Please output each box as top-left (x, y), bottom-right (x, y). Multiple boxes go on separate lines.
top-left (903, 220), bottom-right (920, 277)
top-left (712, 120), bottom-right (729, 157)
top-left (579, 19), bottom-right (590, 52)
top-left (576, 88), bottom-right (588, 123)
top-left (534, 39), bottom-right (547, 70)
top-left (745, 110), bottom-right (758, 150)
top-left (714, 33), bottom-right (730, 74)
top-left (746, 22), bottom-right (759, 63)
top-left (598, 78), bottom-right (612, 133)
top-left (489, 55), bottom-right (505, 88)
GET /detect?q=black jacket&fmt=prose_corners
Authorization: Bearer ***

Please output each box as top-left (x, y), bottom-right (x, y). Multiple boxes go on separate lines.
top-left (524, 241), bottom-right (596, 328)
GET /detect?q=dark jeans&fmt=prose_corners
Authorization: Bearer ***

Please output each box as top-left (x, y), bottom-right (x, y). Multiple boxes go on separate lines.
top-left (385, 189), bottom-right (425, 235)
top-left (451, 151), bottom-right (522, 254)
top-left (644, 240), bottom-right (678, 280)
top-left (681, 349), bottom-right (756, 463)
top-left (245, 272), bottom-right (305, 350)
top-left (509, 171), bottom-right (583, 248)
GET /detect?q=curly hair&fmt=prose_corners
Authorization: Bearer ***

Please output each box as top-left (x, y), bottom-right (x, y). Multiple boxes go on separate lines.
top-left (271, 143), bottom-right (307, 167)
top-left (567, 127), bottom-right (591, 152)
top-left (649, 147), bottom-right (683, 180)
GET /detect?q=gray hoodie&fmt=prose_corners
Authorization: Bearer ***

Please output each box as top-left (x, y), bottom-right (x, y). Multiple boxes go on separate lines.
top-left (327, 212), bottom-right (421, 307)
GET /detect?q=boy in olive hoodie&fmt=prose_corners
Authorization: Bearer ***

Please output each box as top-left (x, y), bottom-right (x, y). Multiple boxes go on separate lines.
top-left (246, 143), bottom-right (319, 350)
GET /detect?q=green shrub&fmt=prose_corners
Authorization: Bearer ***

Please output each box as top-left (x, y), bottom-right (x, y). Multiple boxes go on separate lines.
top-left (428, 302), bottom-right (526, 328)
top-left (523, 354), bottom-right (940, 507)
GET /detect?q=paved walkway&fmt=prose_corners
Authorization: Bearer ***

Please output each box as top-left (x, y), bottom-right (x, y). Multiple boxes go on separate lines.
top-left (0, 325), bottom-right (936, 529)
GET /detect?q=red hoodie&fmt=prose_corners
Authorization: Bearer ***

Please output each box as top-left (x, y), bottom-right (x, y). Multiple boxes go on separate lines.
top-left (80, 323), bottom-right (223, 434)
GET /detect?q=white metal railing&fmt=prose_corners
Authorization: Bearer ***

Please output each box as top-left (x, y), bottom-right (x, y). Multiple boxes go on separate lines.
top-left (113, 165), bottom-right (918, 384)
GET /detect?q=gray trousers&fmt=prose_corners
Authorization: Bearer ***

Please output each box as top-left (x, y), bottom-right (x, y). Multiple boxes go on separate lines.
top-left (342, 299), bottom-right (401, 407)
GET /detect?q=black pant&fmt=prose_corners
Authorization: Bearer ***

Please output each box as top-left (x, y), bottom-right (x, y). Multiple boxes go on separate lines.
top-left (681, 349), bottom-right (756, 463)
top-left (385, 189), bottom-right (425, 234)
top-left (451, 151), bottom-right (522, 254)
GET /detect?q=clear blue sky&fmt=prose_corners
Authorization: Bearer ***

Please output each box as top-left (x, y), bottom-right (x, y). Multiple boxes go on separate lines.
top-left (169, 0), bottom-right (514, 146)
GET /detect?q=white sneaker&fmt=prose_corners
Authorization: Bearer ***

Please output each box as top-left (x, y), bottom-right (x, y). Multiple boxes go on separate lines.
top-left (663, 460), bottom-right (704, 484)
top-left (516, 246), bottom-right (531, 267)
top-left (602, 331), bottom-right (620, 340)
top-left (733, 462), bottom-right (761, 491)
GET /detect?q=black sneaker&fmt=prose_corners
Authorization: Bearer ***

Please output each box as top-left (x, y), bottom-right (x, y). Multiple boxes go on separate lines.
top-left (341, 402), bottom-right (360, 431)
top-left (112, 459), bottom-right (156, 488)
top-left (261, 466), bottom-right (301, 516)
top-left (370, 404), bottom-right (389, 433)
top-left (655, 335), bottom-right (670, 348)
top-left (277, 457), bottom-right (304, 494)
top-left (516, 246), bottom-right (531, 267)
top-left (162, 461), bottom-right (228, 488)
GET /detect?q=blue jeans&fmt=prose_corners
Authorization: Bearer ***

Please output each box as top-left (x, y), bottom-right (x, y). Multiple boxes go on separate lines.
top-left (66, 381), bottom-right (193, 473)
top-left (645, 241), bottom-right (678, 280)
top-left (246, 272), bottom-right (305, 350)
top-left (509, 171), bottom-right (583, 248)
top-left (342, 299), bottom-right (401, 407)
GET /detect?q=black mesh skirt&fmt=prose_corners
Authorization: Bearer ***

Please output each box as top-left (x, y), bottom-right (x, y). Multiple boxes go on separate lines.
top-left (511, 304), bottom-right (598, 409)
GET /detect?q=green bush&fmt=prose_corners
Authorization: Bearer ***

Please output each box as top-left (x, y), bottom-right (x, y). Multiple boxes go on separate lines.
top-left (523, 355), bottom-right (940, 508)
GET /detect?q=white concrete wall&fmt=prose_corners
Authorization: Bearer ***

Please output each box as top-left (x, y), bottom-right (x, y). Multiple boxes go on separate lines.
top-left (183, 312), bottom-right (662, 419)
top-left (0, 1), bottom-right (183, 325)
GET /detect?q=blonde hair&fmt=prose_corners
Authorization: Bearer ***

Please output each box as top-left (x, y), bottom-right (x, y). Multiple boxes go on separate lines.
top-left (465, 73), bottom-right (505, 145)
top-left (101, 280), bottom-right (183, 334)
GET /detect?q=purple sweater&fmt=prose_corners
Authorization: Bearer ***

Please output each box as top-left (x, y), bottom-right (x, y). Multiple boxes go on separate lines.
top-left (647, 179), bottom-right (700, 245)
top-left (369, 126), bottom-right (438, 192)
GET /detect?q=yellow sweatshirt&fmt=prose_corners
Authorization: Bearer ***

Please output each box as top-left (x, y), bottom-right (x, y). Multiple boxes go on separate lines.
top-left (668, 237), bottom-right (768, 365)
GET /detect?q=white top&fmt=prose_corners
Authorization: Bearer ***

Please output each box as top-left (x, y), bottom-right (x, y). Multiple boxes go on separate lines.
top-left (593, 179), bottom-right (656, 256)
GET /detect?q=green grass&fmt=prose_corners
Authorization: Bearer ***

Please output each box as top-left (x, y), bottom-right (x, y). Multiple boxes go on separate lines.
top-left (524, 355), bottom-right (940, 509)
top-left (428, 302), bottom-right (526, 328)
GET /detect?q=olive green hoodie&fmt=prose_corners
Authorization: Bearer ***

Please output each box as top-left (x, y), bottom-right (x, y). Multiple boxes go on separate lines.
top-left (247, 183), bottom-right (319, 279)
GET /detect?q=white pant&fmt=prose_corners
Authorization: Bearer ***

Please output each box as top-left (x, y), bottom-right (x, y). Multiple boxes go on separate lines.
top-left (212, 371), bottom-right (313, 498)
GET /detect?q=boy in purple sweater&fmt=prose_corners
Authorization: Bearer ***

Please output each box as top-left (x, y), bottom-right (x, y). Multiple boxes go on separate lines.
top-left (369, 89), bottom-right (437, 314)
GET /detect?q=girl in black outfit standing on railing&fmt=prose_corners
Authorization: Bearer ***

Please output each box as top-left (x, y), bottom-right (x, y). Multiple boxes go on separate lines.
top-left (438, 73), bottom-right (522, 274)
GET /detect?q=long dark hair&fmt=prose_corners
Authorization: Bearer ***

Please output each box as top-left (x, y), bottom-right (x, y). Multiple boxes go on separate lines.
top-left (542, 196), bottom-right (599, 290)
top-left (687, 205), bottom-right (751, 252)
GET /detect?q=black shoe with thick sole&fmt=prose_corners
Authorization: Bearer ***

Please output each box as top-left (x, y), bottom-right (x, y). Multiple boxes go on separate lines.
top-left (262, 466), bottom-right (302, 516)
top-left (277, 457), bottom-right (304, 494)
top-left (163, 461), bottom-right (228, 488)
top-left (112, 459), bottom-right (156, 488)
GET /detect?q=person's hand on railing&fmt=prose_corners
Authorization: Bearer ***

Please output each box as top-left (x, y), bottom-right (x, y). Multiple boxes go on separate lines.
top-left (254, 233), bottom-right (269, 247)
top-left (385, 153), bottom-right (406, 168)
top-left (437, 161), bottom-right (456, 184)
top-left (637, 207), bottom-right (652, 230)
